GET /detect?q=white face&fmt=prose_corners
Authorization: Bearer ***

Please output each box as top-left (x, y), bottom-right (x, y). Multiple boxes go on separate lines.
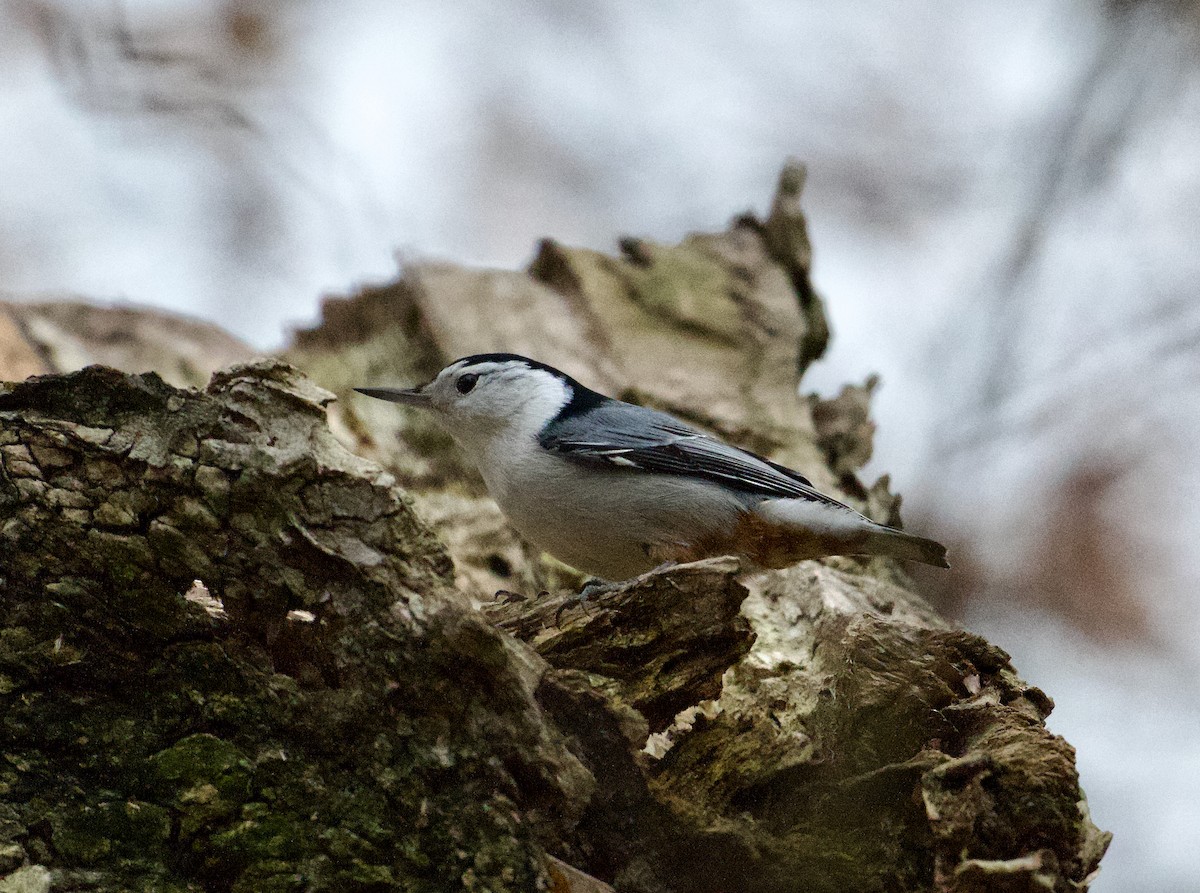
top-left (420, 359), bottom-right (572, 448)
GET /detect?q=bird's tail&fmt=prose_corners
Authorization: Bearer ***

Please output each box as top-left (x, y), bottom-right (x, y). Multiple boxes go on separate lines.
top-left (864, 527), bottom-right (950, 568)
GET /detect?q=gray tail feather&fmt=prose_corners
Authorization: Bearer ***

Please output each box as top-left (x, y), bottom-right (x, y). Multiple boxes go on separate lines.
top-left (866, 528), bottom-right (950, 568)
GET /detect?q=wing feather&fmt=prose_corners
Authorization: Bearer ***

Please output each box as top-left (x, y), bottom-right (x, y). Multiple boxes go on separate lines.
top-left (539, 402), bottom-right (847, 508)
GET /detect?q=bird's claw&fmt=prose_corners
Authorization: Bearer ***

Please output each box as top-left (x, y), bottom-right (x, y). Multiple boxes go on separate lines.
top-left (553, 578), bottom-right (611, 626)
top-left (551, 563), bottom-right (682, 626)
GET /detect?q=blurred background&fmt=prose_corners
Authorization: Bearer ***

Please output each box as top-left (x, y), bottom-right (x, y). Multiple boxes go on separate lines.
top-left (1, 1), bottom-right (1197, 889)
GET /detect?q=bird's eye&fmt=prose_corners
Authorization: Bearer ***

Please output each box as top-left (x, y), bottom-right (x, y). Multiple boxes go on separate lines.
top-left (456, 373), bottom-right (479, 395)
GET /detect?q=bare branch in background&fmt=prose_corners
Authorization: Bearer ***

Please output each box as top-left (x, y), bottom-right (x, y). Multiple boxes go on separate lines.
top-left (27, 0), bottom-right (260, 127)
top-left (959, 4), bottom-right (1158, 428)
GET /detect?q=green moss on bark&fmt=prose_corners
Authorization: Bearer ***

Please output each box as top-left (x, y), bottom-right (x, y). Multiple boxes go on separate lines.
top-left (0, 363), bottom-right (589, 892)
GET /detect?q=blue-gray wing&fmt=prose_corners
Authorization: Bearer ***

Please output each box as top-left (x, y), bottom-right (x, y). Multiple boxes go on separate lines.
top-left (539, 401), bottom-right (848, 507)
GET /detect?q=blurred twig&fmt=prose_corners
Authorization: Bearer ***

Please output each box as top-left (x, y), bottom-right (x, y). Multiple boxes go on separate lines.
top-left (940, 2), bottom-right (1196, 459)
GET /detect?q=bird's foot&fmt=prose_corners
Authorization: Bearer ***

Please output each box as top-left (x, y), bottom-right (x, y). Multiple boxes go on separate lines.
top-left (493, 589), bottom-right (529, 605)
top-left (553, 578), bottom-right (614, 626)
top-left (552, 563), bottom-right (680, 626)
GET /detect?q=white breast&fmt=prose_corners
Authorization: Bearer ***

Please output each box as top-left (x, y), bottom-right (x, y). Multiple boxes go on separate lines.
top-left (473, 434), bottom-right (745, 580)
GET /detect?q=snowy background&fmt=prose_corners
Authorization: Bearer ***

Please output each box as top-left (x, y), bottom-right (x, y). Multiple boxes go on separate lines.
top-left (2, 2), bottom-right (1198, 889)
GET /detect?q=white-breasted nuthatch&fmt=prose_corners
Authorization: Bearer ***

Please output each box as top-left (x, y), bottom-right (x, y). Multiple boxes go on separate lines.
top-left (356, 353), bottom-right (948, 581)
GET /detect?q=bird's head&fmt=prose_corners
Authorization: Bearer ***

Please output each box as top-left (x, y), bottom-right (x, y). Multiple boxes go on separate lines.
top-left (356, 353), bottom-right (600, 451)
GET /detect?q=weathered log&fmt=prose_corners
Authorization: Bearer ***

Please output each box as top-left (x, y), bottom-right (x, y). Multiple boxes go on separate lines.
top-left (282, 162), bottom-right (1109, 892)
top-left (0, 162), bottom-right (1110, 891)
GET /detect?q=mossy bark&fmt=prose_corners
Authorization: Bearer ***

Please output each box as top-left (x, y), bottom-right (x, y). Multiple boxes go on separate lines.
top-left (0, 363), bottom-right (592, 892)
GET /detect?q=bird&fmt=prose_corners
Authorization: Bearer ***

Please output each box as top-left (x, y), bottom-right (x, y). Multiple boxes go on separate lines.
top-left (355, 353), bottom-right (948, 582)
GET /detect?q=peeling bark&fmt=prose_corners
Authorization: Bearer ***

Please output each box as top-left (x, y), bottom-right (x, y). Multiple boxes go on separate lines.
top-left (489, 557), bottom-right (754, 734)
top-left (646, 564), bottom-right (1110, 893)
